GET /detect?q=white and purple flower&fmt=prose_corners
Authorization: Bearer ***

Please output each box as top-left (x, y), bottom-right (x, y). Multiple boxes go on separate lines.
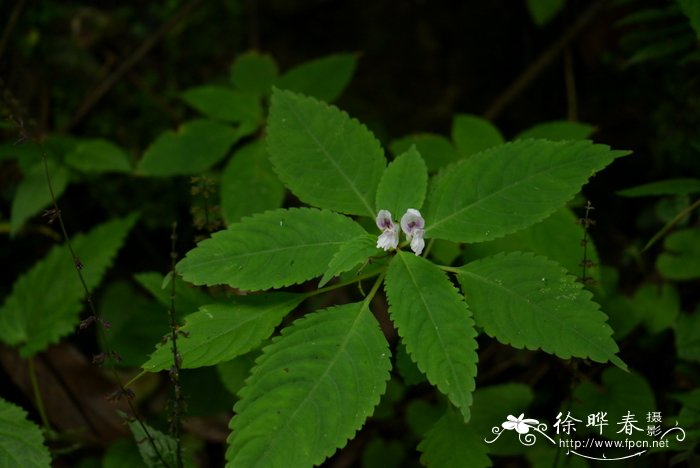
top-left (376, 209), bottom-right (399, 251)
top-left (400, 208), bottom-right (426, 256)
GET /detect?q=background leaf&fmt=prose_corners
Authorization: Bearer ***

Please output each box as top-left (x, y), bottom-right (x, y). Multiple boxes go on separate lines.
top-left (657, 228), bottom-right (700, 280)
top-left (230, 51), bottom-right (279, 96)
top-left (457, 252), bottom-right (625, 368)
top-left (134, 271), bottom-right (213, 316)
top-left (126, 417), bottom-right (181, 468)
top-left (678, 0), bottom-right (700, 39)
top-left (220, 141), bottom-right (286, 224)
top-left (675, 306), bottom-right (700, 363)
top-left (0, 215), bottom-right (137, 356)
top-left (425, 139), bottom-right (629, 243)
top-left (375, 146), bottom-right (428, 216)
top-left (616, 178), bottom-right (700, 197)
top-left (181, 86), bottom-right (263, 124)
top-left (526, 0), bottom-right (566, 26)
top-left (275, 53), bottom-right (357, 102)
top-left (462, 207), bottom-right (601, 286)
top-left (177, 208), bottom-right (365, 290)
top-left (138, 119), bottom-right (240, 176)
top-left (390, 133), bottom-right (460, 172)
top-left (64, 139), bottom-right (132, 173)
top-left (318, 234), bottom-right (379, 287)
top-left (571, 367), bottom-right (655, 442)
top-left (385, 251), bottom-right (478, 421)
top-left (418, 409), bottom-right (491, 468)
top-left (142, 293), bottom-right (303, 371)
top-left (0, 398), bottom-right (51, 468)
top-left (227, 302), bottom-right (391, 466)
top-left (267, 89), bottom-right (386, 217)
top-left (515, 121), bottom-right (595, 141)
top-left (451, 114), bottom-right (504, 158)
top-left (10, 159), bottom-right (69, 235)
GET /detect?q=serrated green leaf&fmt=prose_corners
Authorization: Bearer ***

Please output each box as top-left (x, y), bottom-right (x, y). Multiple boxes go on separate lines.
top-left (178, 208), bottom-right (365, 290)
top-left (375, 146), bottom-right (428, 216)
top-left (418, 409), bottom-right (491, 468)
top-left (0, 215), bottom-right (137, 356)
top-left (138, 119), bottom-right (240, 176)
top-left (425, 139), bottom-right (629, 243)
top-left (11, 159), bottom-right (69, 234)
top-left (318, 234), bottom-right (379, 287)
top-left (526, 0), bottom-right (566, 26)
top-left (267, 89), bottom-right (385, 217)
top-left (0, 398), bottom-right (51, 468)
top-left (64, 139), bottom-right (132, 173)
top-left (181, 86), bottom-right (263, 124)
top-left (227, 301), bottom-right (391, 467)
top-left (390, 133), bottom-right (460, 172)
top-left (230, 51), bottom-right (279, 96)
top-left (429, 239), bottom-right (462, 266)
top-left (142, 293), bottom-right (303, 371)
top-left (571, 367), bottom-right (655, 442)
top-left (617, 178), bottom-right (700, 197)
top-left (515, 121), bottom-right (595, 141)
top-left (676, 306), bottom-right (700, 363)
top-left (658, 228), bottom-right (700, 280)
top-left (457, 252), bottom-right (625, 368)
top-left (134, 272), bottom-right (213, 315)
top-left (126, 417), bottom-right (179, 468)
top-left (220, 141), bottom-right (285, 224)
top-left (678, 0), bottom-right (700, 39)
top-left (451, 114), bottom-right (504, 158)
top-left (275, 53), bottom-right (358, 102)
top-left (385, 250), bottom-right (478, 421)
top-left (463, 207), bottom-right (601, 286)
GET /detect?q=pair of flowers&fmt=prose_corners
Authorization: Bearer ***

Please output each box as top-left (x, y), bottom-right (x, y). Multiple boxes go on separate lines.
top-left (376, 208), bottom-right (426, 255)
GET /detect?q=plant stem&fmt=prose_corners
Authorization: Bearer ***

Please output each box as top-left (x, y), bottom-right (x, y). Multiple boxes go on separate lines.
top-left (168, 223), bottom-right (184, 468)
top-left (643, 197), bottom-right (700, 252)
top-left (27, 357), bottom-right (51, 433)
top-left (303, 269), bottom-right (383, 298)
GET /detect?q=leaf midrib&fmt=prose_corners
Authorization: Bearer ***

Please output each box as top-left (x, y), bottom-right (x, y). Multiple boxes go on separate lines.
top-left (459, 268), bottom-right (615, 359)
top-left (184, 239), bottom-right (349, 269)
top-left (397, 253), bottom-right (471, 407)
top-left (278, 91), bottom-right (377, 218)
top-left (252, 303), bottom-right (369, 467)
top-left (427, 146), bottom-right (604, 233)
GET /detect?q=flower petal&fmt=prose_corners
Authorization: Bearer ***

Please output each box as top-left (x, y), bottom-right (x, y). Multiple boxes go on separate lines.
top-left (400, 208), bottom-right (425, 236)
top-left (376, 209), bottom-right (394, 231)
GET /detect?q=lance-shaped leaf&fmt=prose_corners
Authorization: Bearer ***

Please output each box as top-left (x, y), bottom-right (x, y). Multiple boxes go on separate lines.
top-left (318, 234), bottom-right (379, 287)
top-left (181, 86), bottom-right (263, 124)
top-left (451, 114), bottom-right (504, 158)
top-left (0, 215), bottom-right (137, 356)
top-left (457, 252), bottom-right (625, 369)
top-left (220, 141), bottom-right (286, 224)
top-left (177, 208), bottom-right (365, 290)
top-left (425, 139), bottom-right (629, 243)
top-left (11, 159), bottom-right (69, 235)
top-left (375, 146), bottom-right (428, 216)
top-left (227, 302), bottom-right (391, 467)
top-left (230, 51), bottom-right (279, 96)
top-left (418, 409), bottom-right (491, 468)
top-left (138, 119), bottom-right (241, 176)
top-left (275, 53), bottom-right (358, 103)
top-left (142, 293), bottom-right (303, 371)
top-left (390, 133), bottom-right (460, 172)
top-left (267, 89), bottom-right (386, 217)
top-left (0, 398), bottom-right (51, 467)
top-left (385, 251), bottom-right (478, 421)
top-left (65, 139), bottom-right (132, 173)
top-left (515, 121), bottom-right (595, 141)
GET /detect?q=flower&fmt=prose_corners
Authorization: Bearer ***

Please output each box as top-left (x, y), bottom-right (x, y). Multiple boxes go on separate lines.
top-left (501, 414), bottom-right (539, 434)
top-left (400, 209), bottom-right (426, 255)
top-left (376, 209), bottom-right (399, 251)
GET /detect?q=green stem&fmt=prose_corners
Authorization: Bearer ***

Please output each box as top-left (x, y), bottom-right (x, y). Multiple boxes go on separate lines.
top-left (643, 197), bottom-right (700, 252)
top-left (422, 238), bottom-right (436, 257)
top-left (27, 357), bottom-right (51, 433)
top-left (362, 269), bottom-right (387, 306)
top-left (303, 269), bottom-right (383, 298)
top-left (436, 264), bottom-right (462, 274)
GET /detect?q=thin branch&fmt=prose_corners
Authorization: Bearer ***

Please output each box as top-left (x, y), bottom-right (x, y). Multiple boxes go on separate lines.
top-left (60, 0), bottom-right (203, 132)
top-left (167, 223), bottom-right (184, 468)
top-left (483, 0), bottom-right (607, 121)
top-left (564, 48), bottom-right (578, 121)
